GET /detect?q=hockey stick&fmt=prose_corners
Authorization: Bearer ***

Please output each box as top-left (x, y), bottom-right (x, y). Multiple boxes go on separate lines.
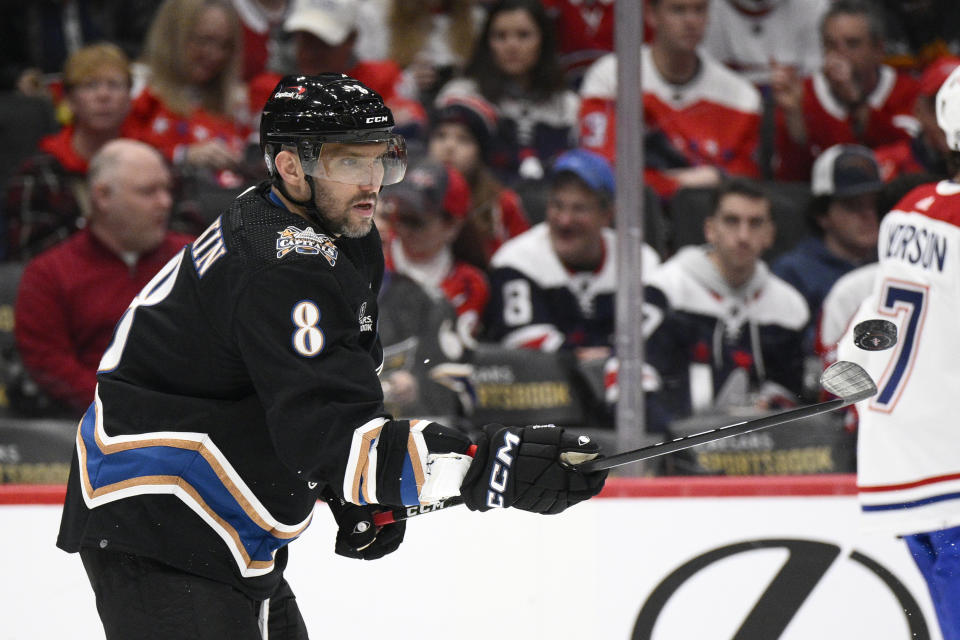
top-left (373, 361), bottom-right (876, 525)
top-left (575, 360), bottom-right (875, 472)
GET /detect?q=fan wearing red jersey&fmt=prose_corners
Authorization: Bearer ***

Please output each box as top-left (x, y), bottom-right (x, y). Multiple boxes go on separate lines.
top-left (578, 0), bottom-right (763, 199)
top-left (771, 0), bottom-right (920, 181)
top-left (381, 157), bottom-right (490, 344)
top-left (541, 0), bottom-right (615, 86)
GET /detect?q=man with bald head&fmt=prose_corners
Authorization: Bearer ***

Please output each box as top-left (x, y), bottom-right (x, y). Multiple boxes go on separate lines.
top-left (14, 139), bottom-right (194, 414)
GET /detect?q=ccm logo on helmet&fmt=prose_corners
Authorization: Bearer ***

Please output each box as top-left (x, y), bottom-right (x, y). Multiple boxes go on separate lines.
top-left (365, 116), bottom-right (389, 124)
top-left (486, 431), bottom-right (520, 508)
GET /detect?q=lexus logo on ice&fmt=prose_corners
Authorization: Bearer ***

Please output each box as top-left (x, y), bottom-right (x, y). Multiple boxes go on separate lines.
top-left (632, 539), bottom-right (929, 640)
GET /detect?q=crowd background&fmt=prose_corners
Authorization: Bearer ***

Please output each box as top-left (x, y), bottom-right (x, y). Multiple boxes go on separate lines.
top-left (1, 0), bottom-right (958, 478)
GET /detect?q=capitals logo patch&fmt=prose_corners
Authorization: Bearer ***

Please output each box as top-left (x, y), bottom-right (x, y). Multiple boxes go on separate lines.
top-left (276, 226), bottom-right (338, 266)
top-left (273, 85), bottom-right (306, 100)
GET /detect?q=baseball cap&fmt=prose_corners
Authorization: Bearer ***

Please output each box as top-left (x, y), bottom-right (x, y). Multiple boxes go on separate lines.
top-left (551, 149), bottom-right (615, 198)
top-left (381, 158), bottom-right (472, 222)
top-left (284, 0), bottom-right (357, 46)
top-left (811, 144), bottom-right (883, 198)
top-left (936, 64), bottom-right (960, 152)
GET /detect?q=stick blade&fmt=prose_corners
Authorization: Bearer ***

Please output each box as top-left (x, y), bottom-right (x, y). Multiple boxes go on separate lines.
top-left (820, 361), bottom-right (877, 404)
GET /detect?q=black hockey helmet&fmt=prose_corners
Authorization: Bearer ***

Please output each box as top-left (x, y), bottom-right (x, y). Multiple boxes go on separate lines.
top-left (260, 73), bottom-right (406, 185)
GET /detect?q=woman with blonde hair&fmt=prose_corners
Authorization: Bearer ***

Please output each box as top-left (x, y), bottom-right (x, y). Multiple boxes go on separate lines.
top-left (386, 0), bottom-right (482, 103)
top-left (3, 42), bottom-right (136, 261)
top-left (128, 0), bottom-right (249, 174)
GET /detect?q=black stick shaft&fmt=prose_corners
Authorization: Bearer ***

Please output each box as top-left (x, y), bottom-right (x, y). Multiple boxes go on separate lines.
top-left (575, 398), bottom-right (847, 473)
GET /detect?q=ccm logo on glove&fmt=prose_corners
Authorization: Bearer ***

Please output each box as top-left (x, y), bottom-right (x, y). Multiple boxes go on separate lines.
top-left (487, 430), bottom-right (521, 508)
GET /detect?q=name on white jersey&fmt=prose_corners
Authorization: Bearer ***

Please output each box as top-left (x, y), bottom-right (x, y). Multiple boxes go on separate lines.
top-left (883, 222), bottom-right (947, 272)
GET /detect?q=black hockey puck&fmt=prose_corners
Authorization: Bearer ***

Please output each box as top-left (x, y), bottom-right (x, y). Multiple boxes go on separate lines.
top-left (853, 319), bottom-right (898, 351)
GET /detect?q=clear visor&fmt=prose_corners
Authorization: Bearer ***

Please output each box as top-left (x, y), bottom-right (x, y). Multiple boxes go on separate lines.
top-left (299, 135), bottom-right (407, 187)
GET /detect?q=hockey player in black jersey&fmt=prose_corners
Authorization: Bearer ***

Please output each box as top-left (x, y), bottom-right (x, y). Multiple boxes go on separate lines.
top-left (56, 74), bottom-right (607, 639)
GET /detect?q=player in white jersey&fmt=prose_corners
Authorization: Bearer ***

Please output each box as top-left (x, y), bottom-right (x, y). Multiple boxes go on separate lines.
top-left (837, 66), bottom-right (960, 640)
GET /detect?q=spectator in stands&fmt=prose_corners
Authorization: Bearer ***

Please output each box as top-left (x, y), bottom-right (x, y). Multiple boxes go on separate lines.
top-left (230, 0), bottom-right (291, 81)
top-left (876, 56), bottom-right (960, 182)
top-left (428, 93), bottom-right (530, 267)
top-left (878, 0), bottom-right (960, 75)
top-left (772, 144), bottom-right (883, 346)
top-left (703, 0), bottom-right (829, 88)
top-left (13, 139), bottom-right (193, 414)
top-left (643, 178), bottom-right (808, 434)
top-left (381, 157), bottom-right (489, 345)
top-left (2, 43), bottom-right (135, 262)
top-left (380, 0), bottom-right (482, 105)
top-left (248, 0), bottom-right (426, 139)
top-left (771, 0), bottom-right (920, 181)
top-left (579, 0), bottom-right (763, 199)
top-left (129, 0), bottom-right (249, 179)
top-left (541, 0), bottom-right (615, 88)
top-left (484, 149), bottom-right (660, 356)
top-left (437, 0), bottom-right (580, 182)
top-left (816, 164), bottom-right (943, 371)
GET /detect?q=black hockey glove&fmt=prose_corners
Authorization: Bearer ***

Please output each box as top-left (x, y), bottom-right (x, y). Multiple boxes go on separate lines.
top-left (460, 424), bottom-right (608, 515)
top-left (323, 494), bottom-right (406, 560)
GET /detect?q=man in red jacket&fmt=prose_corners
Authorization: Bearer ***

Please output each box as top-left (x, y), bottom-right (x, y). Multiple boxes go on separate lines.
top-left (771, 0), bottom-right (920, 180)
top-left (14, 139), bottom-right (193, 414)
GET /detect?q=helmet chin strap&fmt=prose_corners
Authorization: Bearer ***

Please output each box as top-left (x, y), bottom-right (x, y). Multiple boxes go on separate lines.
top-left (273, 174), bottom-right (330, 230)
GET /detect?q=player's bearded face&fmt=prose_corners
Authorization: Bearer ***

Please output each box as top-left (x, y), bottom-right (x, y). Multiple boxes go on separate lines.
top-left (312, 179), bottom-right (378, 238)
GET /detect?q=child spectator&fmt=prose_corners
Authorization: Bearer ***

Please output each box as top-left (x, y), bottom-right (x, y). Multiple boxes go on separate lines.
top-left (3, 42), bottom-right (135, 261)
top-left (381, 157), bottom-right (490, 345)
top-left (437, 0), bottom-right (580, 182)
top-left (428, 94), bottom-right (530, 267)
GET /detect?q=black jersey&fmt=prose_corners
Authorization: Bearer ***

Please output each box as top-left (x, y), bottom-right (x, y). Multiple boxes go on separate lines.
top-left (57, 183), bottom-right (469, 598)
top-left (643, 246), bottom-right (809, 433)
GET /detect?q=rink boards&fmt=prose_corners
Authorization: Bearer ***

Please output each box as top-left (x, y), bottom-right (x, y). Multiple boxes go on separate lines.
top-left (0, 476), bottom-right (942, 640)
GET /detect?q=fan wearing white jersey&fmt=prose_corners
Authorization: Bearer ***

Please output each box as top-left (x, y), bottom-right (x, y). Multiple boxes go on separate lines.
top-left (837, 66), bottom-right (960, 640)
